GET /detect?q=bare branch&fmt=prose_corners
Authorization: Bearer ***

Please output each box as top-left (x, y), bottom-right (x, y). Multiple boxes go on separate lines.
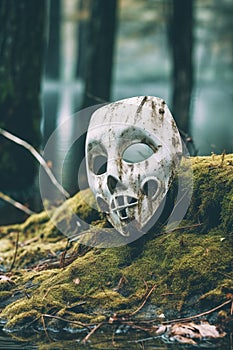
top-left (42, 313), bottom-right (91, 330)
top-left (161, 298), bottom-right (232, 325)
top-left (81, 322), bottom-right (104, 344)
top-left (166, 223), bottom-right (203, 233)
top-left (0, 127), bottom-right (70, 198)
top-left (0, 191), bottom-right (35, 215)
top-left (130, 284), bottom-right (157, 317)
top-left (87, 91), bottom-right (108, 104)
top-left (41, 314), bottom-right (53, 342)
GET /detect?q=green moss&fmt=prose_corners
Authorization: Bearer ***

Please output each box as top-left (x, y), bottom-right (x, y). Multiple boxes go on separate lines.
top-left (6, 310), bottom-right (39, 331)
top-left (0, 154), bottom-right (232, 333)
top-left (199, 279), bottom-right (233, 306)
top-left (187, 154), bottom-right (233, 235)
top-left (0, 280), bottom-right (14, 292)
top-left (0, 291), bottom-right (13, 302)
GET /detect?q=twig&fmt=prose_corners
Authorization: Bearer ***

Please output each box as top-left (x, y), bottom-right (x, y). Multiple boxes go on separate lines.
top-left (178, 128), bottom-right (198, 156)
top-left (113, 275), bottom-right (128, 292)
top-left (0, 191), bottom-right (35, 216)
top-left (120, 321), bottom-right (154, 333)
top-left (161, 299), bottom-right (232, 325)
top-left (0, 127), bottom-right (70, 198)
top-left (81, 322), bottom-right (104, 344)
top-left (219, 150), bottom-right (226, 167)
top-left (166, 223), bottom-right (203, 233)
top-left (130, 284), bottom-right (157, 317)
top-left (141, 280), bottom-right (149, 298)
top-left (42, 313), bottom-right (91, 330)
top-left (9, 231), bottom-right (19, 272)
top-left (218, 271), bottom-right (233, 279)
top-left (87, 92), bottom-right (109, 104)
top-left (59, 239), bottom-right (70, 268)
top-left (41, 314), bottom-right (52, 342)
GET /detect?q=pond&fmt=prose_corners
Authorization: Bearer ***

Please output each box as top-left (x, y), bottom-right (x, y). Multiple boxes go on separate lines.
top-left (0, 324), bottom-right (231, 349)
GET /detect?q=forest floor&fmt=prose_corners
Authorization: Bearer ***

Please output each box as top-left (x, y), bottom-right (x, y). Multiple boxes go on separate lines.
top-left (0, 154), bottom-right (232, 348)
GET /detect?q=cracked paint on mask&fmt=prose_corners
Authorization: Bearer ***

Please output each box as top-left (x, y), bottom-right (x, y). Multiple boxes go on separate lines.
top-left (85, 96), bottom-right (183, 236)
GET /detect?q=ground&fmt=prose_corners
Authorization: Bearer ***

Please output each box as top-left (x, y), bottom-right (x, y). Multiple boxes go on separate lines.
top-left (0, 154), bottom-right (232, 344)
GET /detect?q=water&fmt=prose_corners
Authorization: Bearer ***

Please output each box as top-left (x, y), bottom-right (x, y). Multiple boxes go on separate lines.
top-left (0, 325), bottom-right (231, 349)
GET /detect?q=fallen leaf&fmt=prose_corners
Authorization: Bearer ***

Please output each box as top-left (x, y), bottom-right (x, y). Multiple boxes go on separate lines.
top-left (73, 278), bottom-right (80, 285)
top-left (171, 334), bottom-right (197, 345)
top-left (170, 321), bottom-right (226, 341)
top-left (0, 275), bottom-right (14, 284)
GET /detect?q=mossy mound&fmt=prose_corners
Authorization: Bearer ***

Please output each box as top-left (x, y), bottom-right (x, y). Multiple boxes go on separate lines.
top-left (0, 154), bottom-right (232, 337)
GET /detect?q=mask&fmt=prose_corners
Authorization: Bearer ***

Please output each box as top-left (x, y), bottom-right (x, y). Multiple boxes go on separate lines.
top-left (86, 96), bottom-right (182, 236)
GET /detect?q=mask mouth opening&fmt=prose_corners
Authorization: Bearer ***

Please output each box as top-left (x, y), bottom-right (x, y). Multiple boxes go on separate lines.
top-left (111, 195), bottom-right (138, 221)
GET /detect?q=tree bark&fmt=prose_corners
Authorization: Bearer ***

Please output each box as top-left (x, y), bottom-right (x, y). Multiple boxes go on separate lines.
top-left (76, 0), bottom-right (89, 80)
top-left (0, 0), bottom-right (46, 191)
top-left (170, 0), bottom-right (194, 135)
top-left (82, 0), bottom-right (118, 108)
top-left (45, 0), bottom-right (61, 79)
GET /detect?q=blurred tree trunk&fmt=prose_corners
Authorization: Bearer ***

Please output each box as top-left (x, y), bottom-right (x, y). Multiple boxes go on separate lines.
top-left (45, 0), bottom-right (61, 79)
top-left (82, 0), bottom-right (118, 108)
top-left (76, 0), bottom-right (89, 80)
top-left (0, 1), bottom-right (46, 192)
top-left (170, 0), bottom-right (194, 135)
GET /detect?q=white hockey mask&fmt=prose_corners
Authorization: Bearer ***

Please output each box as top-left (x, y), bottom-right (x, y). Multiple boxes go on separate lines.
top-left (86, 96), bottom-right (182, 236)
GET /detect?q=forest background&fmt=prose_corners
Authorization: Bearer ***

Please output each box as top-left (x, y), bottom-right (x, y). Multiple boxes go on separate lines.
top-left (0, 0), bottom-right (232, 224)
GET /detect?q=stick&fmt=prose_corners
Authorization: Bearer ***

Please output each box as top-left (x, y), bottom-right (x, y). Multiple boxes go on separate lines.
top-left (41, 314), bottom-right (52, 342)
top-left (42, 313), bottom-right (91, 330)
top-left (130, 284), bottom-right (157, 317)
top-left (81, 322), bottom-right (104, 344)
top-left (161, 299), bottom-right (232, 325)
top-left (0, 191), bottom-right (35, 216)
top-left (9, 231), bottom-right (19, 272)
top-left (0, 127), bottom-right (70, 198)
top-left (166, 223), bottom-right (203, 233)
top-left (87, 92), bottom-right (108, 104)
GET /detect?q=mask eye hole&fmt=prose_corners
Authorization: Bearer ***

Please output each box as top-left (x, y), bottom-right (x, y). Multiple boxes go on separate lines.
top-left (123, 143), bottom-right (154, 163)
top-left (92, 155), bottom-right (108, 175)
top-left (142, 178), bottom-right (159, 198)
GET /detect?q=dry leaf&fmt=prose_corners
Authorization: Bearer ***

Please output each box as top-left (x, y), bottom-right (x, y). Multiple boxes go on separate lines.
top-left (170, 321), bottom-right (226, 344)
top-left (156, 321), bottom-right (226, 345)
top-left (73, 278), bottom-right (80, 285)
top-left (0, 275), bottom-right (14, 284)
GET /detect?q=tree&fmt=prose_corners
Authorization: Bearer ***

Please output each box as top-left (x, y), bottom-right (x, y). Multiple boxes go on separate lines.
top-left (0, 0), bottom-right (46, 192)
top-left (169, 0), bottom-right (194, 135)
top-left (76, 0), bottom-right (90, 80)
top-left (81, 0), bottom-right (118, 108)
top-left (45, 0), bottom-right (61, 79)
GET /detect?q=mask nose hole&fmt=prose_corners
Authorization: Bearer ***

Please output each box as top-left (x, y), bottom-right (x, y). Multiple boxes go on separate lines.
top-left (107, 175), bottom-right (118, 194)
top-left (107, 175), bottom-right (126, 195)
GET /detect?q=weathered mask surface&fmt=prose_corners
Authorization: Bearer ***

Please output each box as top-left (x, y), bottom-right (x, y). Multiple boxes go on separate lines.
top-left (86, 96), bottom-right (182, 236)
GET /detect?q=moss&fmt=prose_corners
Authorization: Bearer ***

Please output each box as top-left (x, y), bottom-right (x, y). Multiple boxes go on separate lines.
top-left (6, 310), bottom-right (39, 331)
top-left (199, 279), bottom-right (233, 306)
top-left (0, 154), bottom-right (232, 333)
top-left (0, 279), bottom-right (15, 292)
top-left (0, 291), bottom-right (13, 302)
top-left (187, 154), bottom-right (233, 236)
top-left (0, 189), bottom-right (100, 240)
